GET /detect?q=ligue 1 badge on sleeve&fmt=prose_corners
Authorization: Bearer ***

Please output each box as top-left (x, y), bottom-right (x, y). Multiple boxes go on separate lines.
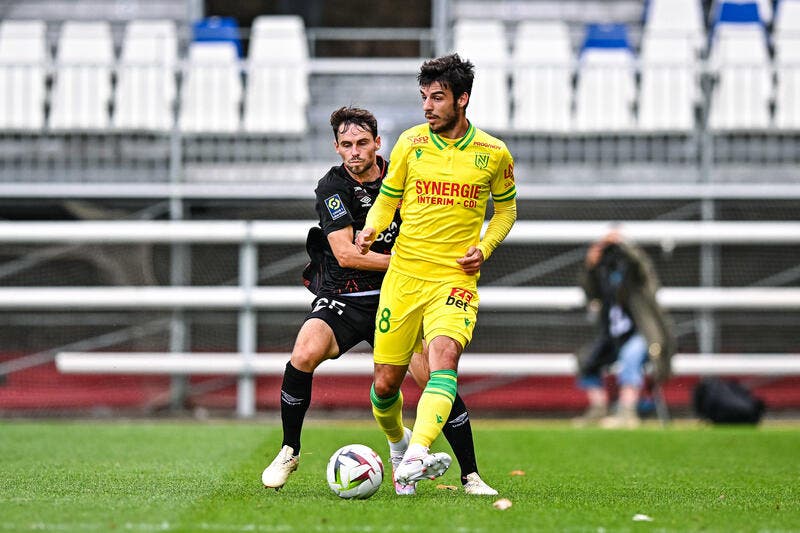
top-left (325, 194), bottom-right (347, 220)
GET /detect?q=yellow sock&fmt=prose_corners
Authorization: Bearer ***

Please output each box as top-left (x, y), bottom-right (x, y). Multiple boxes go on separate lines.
top-left (410, 370), bottom-right (457, 448)
top-left (370, 384), bottom-right (405, 443)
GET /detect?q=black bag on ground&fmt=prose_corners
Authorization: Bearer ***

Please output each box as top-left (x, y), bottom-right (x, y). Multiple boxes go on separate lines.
top-left (692, 377), bottom-right (765, 424)
top-left (302, 226), bottom-right (327, 295)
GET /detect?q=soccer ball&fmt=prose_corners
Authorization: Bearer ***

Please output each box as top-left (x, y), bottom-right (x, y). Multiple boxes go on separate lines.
top-left (326, 444), bottom-right (384, 499)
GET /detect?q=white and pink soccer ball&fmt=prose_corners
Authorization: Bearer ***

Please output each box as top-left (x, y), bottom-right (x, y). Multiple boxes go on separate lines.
top-left (326, 444), bottom-right (384, 499)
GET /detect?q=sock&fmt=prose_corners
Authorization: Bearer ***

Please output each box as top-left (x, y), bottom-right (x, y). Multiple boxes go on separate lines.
top-left (370, 384), bottom-right (405, 443)
top-left (280, 361), bottom-right (312, 454)
top-left (410, 369), bottom-right (457, 448)
top-left (441, 393), bottom-right (478, 482)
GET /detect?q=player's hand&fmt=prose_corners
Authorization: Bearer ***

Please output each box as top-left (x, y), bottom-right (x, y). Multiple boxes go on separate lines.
top-left (457, 245), bottom-right (484, 275)
top-left (355, 227), bottom-right (376, 255)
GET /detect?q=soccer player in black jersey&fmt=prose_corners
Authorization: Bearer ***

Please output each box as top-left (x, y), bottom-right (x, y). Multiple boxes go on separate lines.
top-left (261, 106), bottom-right (496, 496)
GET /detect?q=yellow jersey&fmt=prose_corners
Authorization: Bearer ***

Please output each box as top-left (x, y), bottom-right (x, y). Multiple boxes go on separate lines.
top-left (368, 121), bottom-right (516, 281)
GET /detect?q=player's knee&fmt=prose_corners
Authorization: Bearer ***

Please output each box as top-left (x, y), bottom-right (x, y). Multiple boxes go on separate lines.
top-left (372, 374), bottom-right (402, 398)
top-left (290, 347), bottom-right (329, 373)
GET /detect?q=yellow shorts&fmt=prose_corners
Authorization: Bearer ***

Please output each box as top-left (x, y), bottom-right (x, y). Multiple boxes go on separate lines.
top-left (373, 268), bottom-right (479, 366)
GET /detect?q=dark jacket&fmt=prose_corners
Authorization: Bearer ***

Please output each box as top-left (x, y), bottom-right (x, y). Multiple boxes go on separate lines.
top-left (579, 240), bottom-right (676, 383)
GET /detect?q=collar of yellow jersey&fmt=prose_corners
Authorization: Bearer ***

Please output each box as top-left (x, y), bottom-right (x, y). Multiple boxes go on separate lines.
top-left (428, 121), bottom-right (476, 151)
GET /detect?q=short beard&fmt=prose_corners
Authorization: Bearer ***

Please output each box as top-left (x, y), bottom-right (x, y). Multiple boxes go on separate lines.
top-left (346, 159), bottom-right (374, 177)
top-left (430, 102), bottom-right (461, 134)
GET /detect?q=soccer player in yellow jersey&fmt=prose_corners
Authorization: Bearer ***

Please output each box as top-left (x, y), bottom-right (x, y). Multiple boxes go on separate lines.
top-left (356, 53), bottom-right (517, 490)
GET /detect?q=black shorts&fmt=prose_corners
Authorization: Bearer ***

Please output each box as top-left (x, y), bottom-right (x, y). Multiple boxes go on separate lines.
top-left (305, 292), bottom-right (379, 356)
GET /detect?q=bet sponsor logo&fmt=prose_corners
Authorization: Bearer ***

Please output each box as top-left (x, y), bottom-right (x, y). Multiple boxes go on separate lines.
top-left (446, 287), bottom-right (474, 310)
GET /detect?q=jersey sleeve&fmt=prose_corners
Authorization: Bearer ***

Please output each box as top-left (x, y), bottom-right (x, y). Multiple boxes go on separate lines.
top-left (315, 177), bottom-right (354, 235)
top-left (364, 138), bottom-right (407, 234)
top-left (478, 148), bottom-right (517, 260)
top-left (490, 148), bottom-right (516, 203)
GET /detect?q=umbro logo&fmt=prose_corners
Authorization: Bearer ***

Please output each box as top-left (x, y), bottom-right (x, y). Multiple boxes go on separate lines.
top-left (281, 391), bottom-right (304, 406)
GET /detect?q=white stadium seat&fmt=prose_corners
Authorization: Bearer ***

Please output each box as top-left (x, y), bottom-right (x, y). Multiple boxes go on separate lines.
top-left (773, 0), bottom-right (800, 129)
top-left (574, 24), bottom-right (636, 132)
top-left (114, 20), bottom-right (177, 131)
top-left (638, 32), bottom-right (699, 132)
top-left (645, 0), bottom-right (706, 52)
top-left (0, 19), bottom-right (48, 130)
top-left (774, 0), bottom-right (800, 34)
top-left (243, 15), bottom-right (309, 134)
top-left (179, 41), bottom-right (242, 133)
top-left (511, 20), bottom-right (573, 132)
top-left (49, 21), bottom-right (114, 130)
top-left (453, 19), bottom-right (510, 131)
top-left (773, 35), bottom-right (800, 130)
top-left (707, 3), bottom-right (772, 130)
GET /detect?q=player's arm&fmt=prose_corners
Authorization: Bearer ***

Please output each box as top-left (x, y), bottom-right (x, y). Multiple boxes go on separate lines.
top-left (356, 140), bottom-right (407, 254)
top-left (327, 225), bottom-right (390, 271)
top-left (356, 193), bottom-right (400, 254)
top-left (459, 153), bottom-right (518, 274)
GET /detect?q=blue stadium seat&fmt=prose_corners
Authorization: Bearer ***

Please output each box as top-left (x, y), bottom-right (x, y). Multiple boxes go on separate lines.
top-left (192, 16), bottom-right (242, 57)
top-left (580, 23), bottom-right (632, 52)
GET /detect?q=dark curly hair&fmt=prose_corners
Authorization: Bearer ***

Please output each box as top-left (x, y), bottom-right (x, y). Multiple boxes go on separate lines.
top-left (417, 53), bottom-right (475, 103)
top-left (330, 106), bottom-right (379, 141)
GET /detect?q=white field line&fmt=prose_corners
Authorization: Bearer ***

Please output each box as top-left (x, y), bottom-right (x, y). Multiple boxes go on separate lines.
top-left (0, 522), bottom-right (488, 532)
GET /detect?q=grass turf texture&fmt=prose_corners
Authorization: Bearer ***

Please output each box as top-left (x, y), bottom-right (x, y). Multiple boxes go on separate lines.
top-left (0, 420), bottom-right (798, 532)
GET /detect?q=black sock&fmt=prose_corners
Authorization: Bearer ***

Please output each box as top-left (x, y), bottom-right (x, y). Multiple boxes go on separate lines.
top-left (280, 361), bottom-right (313, 454)
top-left (441, 393), bottom-right (478, 483)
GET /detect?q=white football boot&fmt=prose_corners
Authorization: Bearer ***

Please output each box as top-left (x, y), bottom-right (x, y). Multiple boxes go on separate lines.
top-left (394, 442), bottom-right (451, 487)
top-left (389, 427), bottom-right (416, 495)
top-left (462, 472), bottom-right (498, 496)
top-left (261, 445), bottom-right (299, 490)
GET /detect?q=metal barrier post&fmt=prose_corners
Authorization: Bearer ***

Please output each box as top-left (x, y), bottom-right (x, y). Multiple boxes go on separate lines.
top-left (237, 224), bottom-right (258, 418)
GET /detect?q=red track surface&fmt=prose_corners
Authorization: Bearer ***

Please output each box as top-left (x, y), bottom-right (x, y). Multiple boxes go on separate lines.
top-left (2, 362), bottom-right (799, 414)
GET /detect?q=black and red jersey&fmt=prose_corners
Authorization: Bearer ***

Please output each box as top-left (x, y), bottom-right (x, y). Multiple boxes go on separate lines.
top-left (313, 156), bottom-right (401, 295)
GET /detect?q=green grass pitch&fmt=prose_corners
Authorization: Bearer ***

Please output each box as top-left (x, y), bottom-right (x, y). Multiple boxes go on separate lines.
top-left (0, 419), bottom-right (798, 532)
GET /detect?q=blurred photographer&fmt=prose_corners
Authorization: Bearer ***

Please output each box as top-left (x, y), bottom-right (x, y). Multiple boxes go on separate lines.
top-left (574, 231), bottom-right (675, 428)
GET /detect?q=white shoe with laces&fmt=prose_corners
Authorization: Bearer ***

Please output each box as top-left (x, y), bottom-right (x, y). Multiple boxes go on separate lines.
top-left (389, 428), bottom-right (416, 495)
top-left (261, 445), bottom-right (299, 490)
top-left (462, 472), bottom-right (498, 496)
top-left (394, 443), bottom-right (451, 487)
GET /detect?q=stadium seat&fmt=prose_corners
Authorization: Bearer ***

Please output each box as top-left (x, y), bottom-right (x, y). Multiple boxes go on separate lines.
top-left (192, 16), bottom-right (242, 57)
top-left (49, 21), bottom-right (114, 130)
top-left (114, 20), bottom-right (177, 131)
top-left (638, 32), bottom-right (699, 132)
top-left (710, 0), bottom-right (773, 24)
top-left (774, 0), bottom-right (800, 34)
top-left (511, 20), bottom-right (573, 132)
top-left (574, 23), bottom-right (636, 132)
top-left (243, 15), bottom-right (309, 134)
top-left (0, 19), bottom-right (48, 130)
top-left (644, 0), bottom-right (706, 52)
top-left (179, 42), bottom-right (242, 133)
top-left (707, 2), bottom-right (772, 130)
top-left (773, 1), bottom-right (800, 129)
top-left (453, 19), bottom-right (510, 131)
top-left (773, 35), bottom-right (800, 129)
